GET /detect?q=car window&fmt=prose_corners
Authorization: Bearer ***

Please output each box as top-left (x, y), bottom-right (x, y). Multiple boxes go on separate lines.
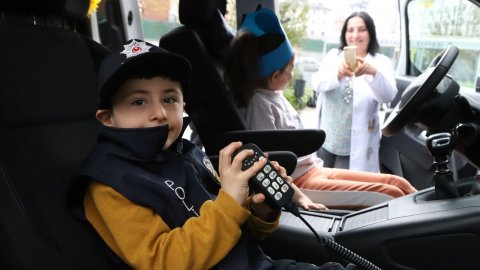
top-left (407, 0), bottom-right (480, 91)
top-left (138, 0), bottom-right (181, 44)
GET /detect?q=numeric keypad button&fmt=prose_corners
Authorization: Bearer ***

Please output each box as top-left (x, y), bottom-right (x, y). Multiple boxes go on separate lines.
top-left (272, 182), bottom-right (279, 190)
top-left (262, 179), bottom-right (270, 187)
top-left (276, 176), bottom-right (284, 184)
top-left (256, 172), bottom-right (265, 181)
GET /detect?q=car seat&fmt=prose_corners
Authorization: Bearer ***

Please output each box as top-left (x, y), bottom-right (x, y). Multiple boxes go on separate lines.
top-left (0, 1), bottom-right (118, 269)
top-left (159, 0), bottom-right (395, 210)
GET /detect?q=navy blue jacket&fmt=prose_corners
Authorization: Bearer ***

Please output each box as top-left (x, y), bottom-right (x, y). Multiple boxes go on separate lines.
top-left (79, 121), bottom-right (274, 269)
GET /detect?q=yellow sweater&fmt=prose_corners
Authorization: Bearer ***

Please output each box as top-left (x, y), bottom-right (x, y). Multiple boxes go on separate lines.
top-left (84, 181), bottom-right (280, 270)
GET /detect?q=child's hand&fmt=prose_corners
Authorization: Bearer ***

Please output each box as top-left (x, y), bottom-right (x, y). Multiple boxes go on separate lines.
top-left (294, 194), bottom-right (328, 211)
top-left (218, 142), bottom-right (267, 205)
top-left (249, 192), bottom-right (273, 220)
top-left (249, 160), bottom-right (289, 220)
top-left (290, 183), bottom-right (328, 211)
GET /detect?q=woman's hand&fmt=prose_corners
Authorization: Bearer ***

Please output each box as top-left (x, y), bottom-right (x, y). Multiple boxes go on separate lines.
top-left (354, 57), bottom-right (377, 77)
top-left (218, 142), bottom-right (267, 205)
top-left (337, 61), bottom-right (355, 80)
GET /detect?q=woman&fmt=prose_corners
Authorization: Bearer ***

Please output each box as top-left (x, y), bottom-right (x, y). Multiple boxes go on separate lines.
top-left (312, 11), bottom-right (397, 173)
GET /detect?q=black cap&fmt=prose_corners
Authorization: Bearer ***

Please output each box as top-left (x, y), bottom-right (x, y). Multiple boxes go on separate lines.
top-left (98, 39), bottom-right (191, 109)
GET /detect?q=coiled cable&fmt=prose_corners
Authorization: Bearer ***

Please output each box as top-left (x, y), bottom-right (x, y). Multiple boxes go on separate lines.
top-left (285, 202), bottom-right (381, 270)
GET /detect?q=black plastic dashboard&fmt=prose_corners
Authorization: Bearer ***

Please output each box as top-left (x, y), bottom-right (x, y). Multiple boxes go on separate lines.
top-left (262, 176), bottom-right (480, 269)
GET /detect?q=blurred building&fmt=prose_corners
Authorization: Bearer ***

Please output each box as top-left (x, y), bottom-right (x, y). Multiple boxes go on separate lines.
top-left (140, 0), bottom-right (179, 22)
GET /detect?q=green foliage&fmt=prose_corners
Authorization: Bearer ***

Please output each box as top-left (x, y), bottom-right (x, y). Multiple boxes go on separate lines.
top-left (279, 0), bottom-right (310, 48)
top-left (284, 87), bottom-right (312, 110)
top-left (226, 0), bottom-right (309, 49)
top-left (284, 67), bottom-right (314, 110)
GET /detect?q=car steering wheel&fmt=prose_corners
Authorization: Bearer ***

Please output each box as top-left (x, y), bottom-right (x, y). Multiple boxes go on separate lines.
top-left (382, 45), bottom-right (459, 137)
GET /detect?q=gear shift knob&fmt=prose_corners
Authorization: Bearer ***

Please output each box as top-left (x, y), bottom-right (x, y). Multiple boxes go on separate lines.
top-left (426, 132), bottom-right (454, 171)
top-left (426, 132), bottom-right (460, 199)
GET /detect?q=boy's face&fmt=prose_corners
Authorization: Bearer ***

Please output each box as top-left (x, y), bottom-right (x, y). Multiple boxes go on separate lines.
top-left (96, 76), bottom-right (185, 150)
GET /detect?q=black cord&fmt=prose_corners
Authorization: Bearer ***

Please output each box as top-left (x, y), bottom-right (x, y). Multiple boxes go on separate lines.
top-left (284, 202), bottom-right (382, 270)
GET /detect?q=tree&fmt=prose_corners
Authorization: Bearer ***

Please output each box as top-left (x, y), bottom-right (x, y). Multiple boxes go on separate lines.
top-left (279, 0), bottom-right (310, 48)
top-left (226, 0), bottom-right (309, 48)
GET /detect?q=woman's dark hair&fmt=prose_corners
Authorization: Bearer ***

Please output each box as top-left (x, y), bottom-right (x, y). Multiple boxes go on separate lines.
top-left (339, 11), bottom-right (379, 55)
top-left (224, 31), bottom-right (285, 107)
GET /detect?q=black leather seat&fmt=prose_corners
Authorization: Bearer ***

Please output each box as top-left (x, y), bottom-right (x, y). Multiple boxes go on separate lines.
top-left (0, 1), bottom-right (116, 269)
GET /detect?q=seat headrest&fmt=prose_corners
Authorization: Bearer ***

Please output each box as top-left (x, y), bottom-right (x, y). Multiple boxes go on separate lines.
top-left (179, 0), bottom-right (227, 26)
top-left (0, 0), bottom-right (89, 20)
top-left (203, 9), bottom-right (235, 66)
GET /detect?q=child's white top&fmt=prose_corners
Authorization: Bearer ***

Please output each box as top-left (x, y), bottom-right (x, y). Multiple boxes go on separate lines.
top-left (241, 88), bottom-right (323, 179)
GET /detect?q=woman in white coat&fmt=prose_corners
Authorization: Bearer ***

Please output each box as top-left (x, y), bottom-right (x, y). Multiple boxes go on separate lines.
top-left (312, 11), bottom-right (397, 173)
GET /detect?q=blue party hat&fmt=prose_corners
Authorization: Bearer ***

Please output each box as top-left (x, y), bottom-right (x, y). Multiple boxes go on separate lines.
top-left (240, 7), bottom-right (294, 77)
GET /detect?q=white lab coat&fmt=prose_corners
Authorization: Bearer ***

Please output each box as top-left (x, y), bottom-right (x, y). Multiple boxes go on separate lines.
top-left (311, 49), bottom-right (397, 172)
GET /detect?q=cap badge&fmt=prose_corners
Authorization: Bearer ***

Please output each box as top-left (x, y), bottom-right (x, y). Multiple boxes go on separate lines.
top-left (121, 40), bottom-right (152, 59)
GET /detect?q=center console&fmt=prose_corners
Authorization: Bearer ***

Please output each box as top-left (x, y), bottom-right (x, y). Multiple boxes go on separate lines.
top-left (263, 177), bottom-right (480, 269)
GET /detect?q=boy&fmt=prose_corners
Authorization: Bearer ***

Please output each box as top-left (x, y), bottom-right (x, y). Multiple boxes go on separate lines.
top-left (79, 39), bottom-right (354, 269)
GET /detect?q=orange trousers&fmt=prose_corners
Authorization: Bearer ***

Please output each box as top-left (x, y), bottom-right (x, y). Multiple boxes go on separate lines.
top-left (295, 166), bottom-right (417, 198)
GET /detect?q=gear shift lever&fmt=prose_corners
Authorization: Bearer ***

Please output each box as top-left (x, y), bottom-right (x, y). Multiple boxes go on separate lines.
top-left (426, 132), bottom-right (460, 199)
